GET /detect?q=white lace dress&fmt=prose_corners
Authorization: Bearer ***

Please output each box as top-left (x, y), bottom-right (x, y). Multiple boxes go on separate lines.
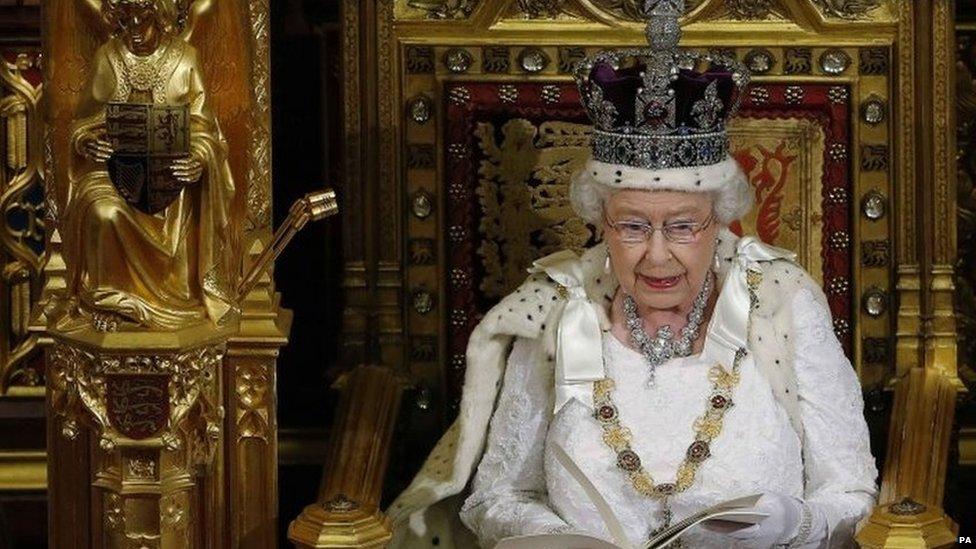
top-left (459, 287), bottom-right (878, 548)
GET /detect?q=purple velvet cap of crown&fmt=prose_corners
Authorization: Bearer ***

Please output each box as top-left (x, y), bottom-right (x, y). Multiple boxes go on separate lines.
top-left (589, 60), bottom-right (739, 132)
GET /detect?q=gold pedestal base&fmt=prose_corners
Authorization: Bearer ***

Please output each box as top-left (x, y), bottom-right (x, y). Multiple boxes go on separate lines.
top-left (856, 498), bottom-right (959, 549)
top-left (288, 496), bottom-right (392, 549)
top-left (47, 323), bottom-right (232, 549)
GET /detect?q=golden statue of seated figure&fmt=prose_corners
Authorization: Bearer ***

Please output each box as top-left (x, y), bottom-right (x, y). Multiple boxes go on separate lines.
top-left (56, 0), bottom-right (237, 331)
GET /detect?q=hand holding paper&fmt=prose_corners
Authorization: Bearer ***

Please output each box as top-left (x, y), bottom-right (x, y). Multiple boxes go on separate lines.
top-left (494, 443), bottom-right (769, 549)
top-left (700, 492), bottom-right (806, 547)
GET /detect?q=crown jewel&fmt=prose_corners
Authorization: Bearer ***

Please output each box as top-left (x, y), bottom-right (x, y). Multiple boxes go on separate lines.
top-left (574, 0), bottom-right (751, 171)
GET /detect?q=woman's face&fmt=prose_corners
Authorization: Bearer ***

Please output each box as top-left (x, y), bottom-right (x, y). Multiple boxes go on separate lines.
top-left (604, 189), bottom-right (719, 312)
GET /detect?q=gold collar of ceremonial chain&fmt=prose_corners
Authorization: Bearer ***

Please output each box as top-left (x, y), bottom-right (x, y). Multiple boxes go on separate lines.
top-left (591, 267), bottom-right (762, 536)
top-left (592, 346), bottom-right (746, 498)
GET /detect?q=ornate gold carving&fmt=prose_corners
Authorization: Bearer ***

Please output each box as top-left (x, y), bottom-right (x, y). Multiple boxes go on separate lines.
top-left (104, 492), bottom-right (125, 532)
top-left (516, 0), bottom-right (565, 18)
top-left (588, 0), bottom-right (704, 20)
top-left (44, 0), bottom-right (287, 545)
top-left (932, 0), bottom-right (952, 262)
top-left (288, 366), bottom-right (401, 548)
top-left (324, 493), bottom-right (361, 513)
top-left (407, 0), bottom-right (478, 19)
top-left (896, 0), bottom-right (916, 261)
top-left (235, 361), bottom-right (271, 441)
top-left (378, 0), bottom-right (398, 263)
top-left (726, 0), bottom-right (775, 20)
top-left (247, 0), bottom-right (272, 231)
top-left (47, 333), bottom-right (223, 546)
top-left (1, 48), bottom-right (45, 397)
top-left (784, 48), bottom-right (813, 74)
top-left (812, 0), bottom-right (882, 20)
top-left (51, 1), bottom-right (239, 331)
top-left (126, 455), bottom-right (156, 479)
top-left (161, 493), bottom-right (186, 530)
top-left (49, 342), bottom-right (224, 448)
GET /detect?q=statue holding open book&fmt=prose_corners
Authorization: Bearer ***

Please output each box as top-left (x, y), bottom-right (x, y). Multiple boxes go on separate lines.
top-left (56, 0), bottom-right (237, 331)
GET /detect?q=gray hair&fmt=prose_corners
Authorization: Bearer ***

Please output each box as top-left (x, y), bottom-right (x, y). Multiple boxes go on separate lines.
top-left (569, 165), bottom-right (754, 227)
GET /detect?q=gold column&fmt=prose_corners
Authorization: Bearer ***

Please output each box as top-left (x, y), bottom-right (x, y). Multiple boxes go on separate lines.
top-left (0, 46), bottom-right (47, 498)
top-left (225, 290), bottom-right (289, 548)
top-left (46, 327), bottom-right (230, 548)
top-left (288, 365), bottom-right (402, 548)
top-left (40, 0), bottom-right (297, 545)
top-left (857, 1), bottom-right (960, 546)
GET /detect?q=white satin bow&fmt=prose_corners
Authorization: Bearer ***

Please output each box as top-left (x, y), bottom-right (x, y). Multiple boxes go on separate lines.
top-left (702, 236), bottom-right (797, 367)
top-left (529, 237), bottom-right (796, 413)
top-left (529, 250), bottom-right (605, 412)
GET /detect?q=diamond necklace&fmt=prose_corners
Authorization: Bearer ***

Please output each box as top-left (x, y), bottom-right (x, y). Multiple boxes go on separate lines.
top-left (623, 271), bottom-right (713, 385)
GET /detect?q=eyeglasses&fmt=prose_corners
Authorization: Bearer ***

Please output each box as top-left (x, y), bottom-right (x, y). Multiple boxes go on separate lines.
top-left (604, 211), bottom-right (716, 245)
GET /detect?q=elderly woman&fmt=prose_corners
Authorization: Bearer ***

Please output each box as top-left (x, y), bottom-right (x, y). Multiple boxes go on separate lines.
top-left (387, 3), bottom-right (877, 548)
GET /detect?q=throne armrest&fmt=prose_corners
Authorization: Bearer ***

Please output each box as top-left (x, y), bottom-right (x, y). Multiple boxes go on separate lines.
top-left (856, 367), bottom-right (960, 548)
top-left (288, 365), bottom-right (404, 548)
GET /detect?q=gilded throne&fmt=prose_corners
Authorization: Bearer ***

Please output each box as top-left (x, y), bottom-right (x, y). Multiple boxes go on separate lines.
top-left (295, 1), bottom-right (961, 548)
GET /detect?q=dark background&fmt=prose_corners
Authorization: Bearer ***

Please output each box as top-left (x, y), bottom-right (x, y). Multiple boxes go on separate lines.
top-left (269, 1), bottom-right (343, 545)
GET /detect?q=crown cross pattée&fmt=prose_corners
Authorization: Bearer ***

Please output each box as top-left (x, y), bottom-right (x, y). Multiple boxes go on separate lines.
top-left (635, 0), bottom-right (684, 133)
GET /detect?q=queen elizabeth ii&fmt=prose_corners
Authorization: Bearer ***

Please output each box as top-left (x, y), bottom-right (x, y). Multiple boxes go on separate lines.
top-left (386, 2), bottom-right (877, 547)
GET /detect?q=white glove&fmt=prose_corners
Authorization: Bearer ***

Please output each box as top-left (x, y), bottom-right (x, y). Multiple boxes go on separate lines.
top-left (700, 492), bottom-right (816, 548)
